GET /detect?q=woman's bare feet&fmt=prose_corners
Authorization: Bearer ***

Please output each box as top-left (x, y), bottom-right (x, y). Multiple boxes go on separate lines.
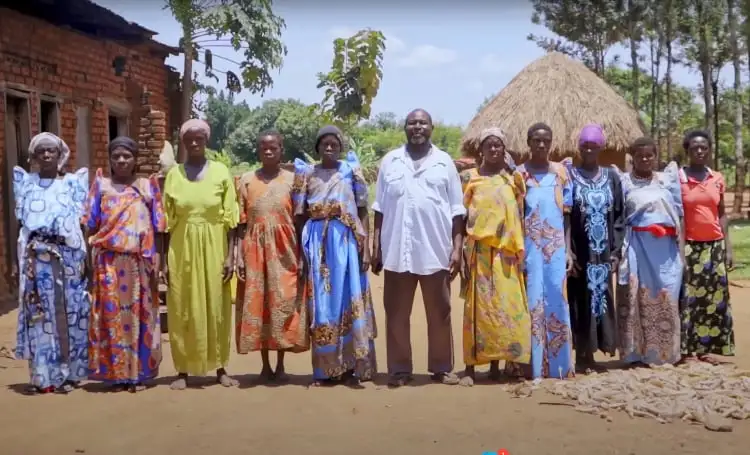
top-left (170, 373), bottom-right (188, 390)
top-left (273, 368), bottom-right (289, 384)
top-left (112, 383), bottom-right (129, 392)
top-left (698, 354), bottom-right (729, 366)
top-left (128, 382), bottom-right (146, 393)
top-left (257, 366), bottom-right (274, 384)
top-left (217, 368), bottom-right (238, 387)
top-left (488, 361), bottom-right (501, 381)
top-left (273, 352), bottom-right (288, 383)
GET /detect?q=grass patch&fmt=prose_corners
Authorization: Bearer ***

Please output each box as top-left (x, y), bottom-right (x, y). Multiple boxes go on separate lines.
top-left (729, 219), bottom-right (750, 281)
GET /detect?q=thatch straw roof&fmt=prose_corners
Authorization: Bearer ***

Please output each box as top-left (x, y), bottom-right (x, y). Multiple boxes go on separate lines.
top-left (461, 52), bottom-right (646, 162)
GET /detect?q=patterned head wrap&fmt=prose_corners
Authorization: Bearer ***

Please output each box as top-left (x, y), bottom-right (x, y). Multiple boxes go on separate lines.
top-left (578, 124), bottom-right (606, 149)
top-left (180, 118), bottom-right (211, 140)
top-left (28, 132), bottom-right (70, 171)
top-left (315, 125), bottom-right (344, 150)
top-left (479, 127), bottom-right (507, 146)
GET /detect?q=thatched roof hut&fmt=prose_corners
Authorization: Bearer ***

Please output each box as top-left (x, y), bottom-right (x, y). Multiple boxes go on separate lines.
top-left (461, 52), bottom-right (645, 168)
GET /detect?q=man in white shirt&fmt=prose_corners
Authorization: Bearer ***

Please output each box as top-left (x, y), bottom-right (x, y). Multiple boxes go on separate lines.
top-left (371, 109), bottom-right (465, 387)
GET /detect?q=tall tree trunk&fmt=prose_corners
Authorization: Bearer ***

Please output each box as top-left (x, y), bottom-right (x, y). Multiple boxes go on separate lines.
top-left (698, 3), bottom-right (715, 141)
top-left (712, 76), bottom-right (721, 169)
top-left (730, 0), bottom-right (746, 213)
top-left (179, 26), bottom-right (194, 163)
top-left (629, 0), bottom-right (640, 113)
top-left (649, 35), bottom-right (659, 138)
top-left (665, 0), bottom-right (674, 161)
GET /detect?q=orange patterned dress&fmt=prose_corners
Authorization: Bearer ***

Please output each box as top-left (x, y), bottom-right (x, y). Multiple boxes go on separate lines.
top-left (83, 168), bottom-right (167, 384)
top-left (235, 170), bottom-right (309, 353)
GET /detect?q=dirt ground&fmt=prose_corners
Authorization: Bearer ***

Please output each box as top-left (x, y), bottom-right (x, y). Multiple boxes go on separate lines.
top-left (0, 275), bottom-right (749, 455)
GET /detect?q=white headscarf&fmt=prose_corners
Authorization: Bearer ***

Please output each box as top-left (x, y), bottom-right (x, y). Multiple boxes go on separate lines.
top-left (28, 132), bottom-right (70, 171)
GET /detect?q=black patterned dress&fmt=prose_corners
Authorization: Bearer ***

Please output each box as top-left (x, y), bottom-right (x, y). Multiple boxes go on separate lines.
top-left (566, 164), bottom-right (625, 360)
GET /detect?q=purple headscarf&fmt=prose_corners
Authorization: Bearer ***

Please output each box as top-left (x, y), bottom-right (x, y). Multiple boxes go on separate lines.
top-left (578, 124), bottom-right (606, 149)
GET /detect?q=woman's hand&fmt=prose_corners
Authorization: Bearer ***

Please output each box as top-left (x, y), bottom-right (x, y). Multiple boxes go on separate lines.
top-left (726, 249), bottom-right (734, 270)
top-left (449, 247), bottom-right (462, 281)
top-left (160, 264), bottom-right (169, 287)
top-left (236, 254), bottom-right (246, 282)
top-left (566, 253), bottom-right (578, 276)
top-left (222, 256), bottom-right (234, 282)
top-left (371, 242), bottom-right (383, 275)
top-left (460, 249), bottom-right (470, 282)
top-left (299, 255), bottom-right (309, 280)
top-left (360, 246), bottom-right (371, 273)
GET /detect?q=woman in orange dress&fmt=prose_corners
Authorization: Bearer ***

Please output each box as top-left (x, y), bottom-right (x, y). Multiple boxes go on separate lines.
top-left (235, 131), bottom-right (308, 382)
top-left (84, 136), bottom-right (166, 392)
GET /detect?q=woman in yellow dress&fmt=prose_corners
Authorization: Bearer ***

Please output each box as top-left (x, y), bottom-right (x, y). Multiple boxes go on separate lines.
top-left (458, 127), bottom-right (531, 387)
top-left (163, 119), bottom-right (239, 390)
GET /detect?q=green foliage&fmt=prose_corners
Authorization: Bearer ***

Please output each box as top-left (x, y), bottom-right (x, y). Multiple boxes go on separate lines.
top-left (316, 29), bottom-right (387, 126)
top-left (528, 0), bottom-right (627, 74)
top-left (205, 148), bottom-right (236, 168)
top-left (204, 90), bottom-right (252, 151)
top-left (166, 0), bottom-right (287, 95)
top-left (603, 66), bottom-right (703, 136)
top-left (225, 98), bottom-right (323, 165)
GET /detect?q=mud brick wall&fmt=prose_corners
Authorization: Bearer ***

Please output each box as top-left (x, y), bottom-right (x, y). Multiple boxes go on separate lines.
top-left (0, 7), bottom-right (173, 307)
top-left (137, 93), bottom-right (167, 177)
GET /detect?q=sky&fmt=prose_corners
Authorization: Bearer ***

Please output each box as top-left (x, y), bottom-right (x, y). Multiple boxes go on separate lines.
top-left (94, 0), bottom-right (717, 126)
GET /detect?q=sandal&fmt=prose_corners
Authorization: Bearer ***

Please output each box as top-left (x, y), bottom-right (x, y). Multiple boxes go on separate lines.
top-left (431, 372), bottom-right (460, 385)
top-left (25, 385), bottom-right (54, 395)
top-left (55, 382), bottom-right (75, 394)
top-left (387, 373), bottom-right (413, 388)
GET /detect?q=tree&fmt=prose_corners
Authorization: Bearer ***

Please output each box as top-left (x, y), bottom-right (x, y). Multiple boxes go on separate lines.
top-left (203, 90), bottom-right (251, 151)
top-left (528, 0), bottom-right (625, 75)
top-left (166, 0), bottom-right (287, 159)
top-left (226, 99), bottom-right (322, 164)
top-left (604, 65), bottom-right (703, 156)
top-left (729, 0), bottom-right (746, 211)
top-left (677, 0), bottom-right (727, 164)
top-left (316, 29), bottom-right (387, 127)
top-left (627, 0), bottom-right (648, 112)
top-left (662, 0), bottom-right (677, 159)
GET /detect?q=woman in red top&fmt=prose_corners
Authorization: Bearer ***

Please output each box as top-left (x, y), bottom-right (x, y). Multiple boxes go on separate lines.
top-left (679, 130), bottom-right (735, 364)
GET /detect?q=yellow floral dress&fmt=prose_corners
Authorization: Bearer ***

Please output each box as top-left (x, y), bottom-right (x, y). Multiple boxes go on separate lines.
top-left (460, 168), bottom-right (531, 365)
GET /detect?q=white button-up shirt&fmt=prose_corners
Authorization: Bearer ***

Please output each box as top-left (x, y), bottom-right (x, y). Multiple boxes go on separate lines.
top-left (372, 145), bottom-right (466, 275)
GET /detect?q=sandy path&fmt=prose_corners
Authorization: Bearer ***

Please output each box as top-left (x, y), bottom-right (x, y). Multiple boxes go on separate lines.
top-left (0, 274), bottom-right (749, 455)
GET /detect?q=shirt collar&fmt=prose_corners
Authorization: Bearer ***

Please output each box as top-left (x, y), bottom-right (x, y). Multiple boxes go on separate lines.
top-left (393, 144), bottom-right (449, 173)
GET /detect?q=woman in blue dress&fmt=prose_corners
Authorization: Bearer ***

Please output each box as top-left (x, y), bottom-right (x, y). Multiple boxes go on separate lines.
top-left (13, 132), bottom-right (90, 394)
top-left (506, 122), bottom-right (575, 379)
top-left (564, 125), bottom-right (624, 374)
top-left (292, 125), bottom-right (377, 386)
top-left (617, 137), bottom-right (683, 366)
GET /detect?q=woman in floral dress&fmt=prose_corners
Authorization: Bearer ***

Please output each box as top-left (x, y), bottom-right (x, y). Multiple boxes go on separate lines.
top-left (235, 131), bottom-right (308, 382)
top-left (458, 128), bottom-right (531, 387)
top-left (679, 130), bottom-right (734, 363)
top-left (84, 136), bottom-right (166, 392)
top-left (617, 137), bottom-right (684, 366)
top-left (292, 125), bottom-right (376, 386)
top-left (13, 132), bottom-right (89, 394)
top-left (506, 122), bottom-right (575, 380)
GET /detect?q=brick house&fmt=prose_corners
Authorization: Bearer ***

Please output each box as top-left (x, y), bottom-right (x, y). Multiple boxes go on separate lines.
top-left (0, 0), bottom-right (182, 310)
